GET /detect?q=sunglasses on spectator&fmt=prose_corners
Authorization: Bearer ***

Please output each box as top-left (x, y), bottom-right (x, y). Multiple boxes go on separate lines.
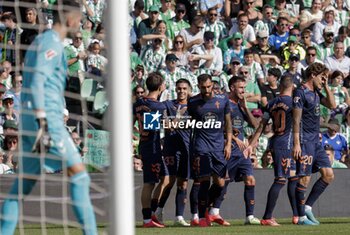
top-left (74, 37), bottom-right (82, 40)
top-left (150, 11), bottom-right (159, 14)
top-left (175, 40), bottom-right (183, 44)
top-left (259, 37), bottom-right (268, 40)
top-left (247, 1), bottom-right (254, 5)
top-left (154, 39), bottom-right (162, 43)
top-left (291, 34), bottom-right (300, 37)
top-left (232, 62), bottom-right (240, 65)
top-left (210, 13), bottom-right (218, 16)
top-left (136, 91), bottom-right (144, 94)
top-left (325, 33), bottom-right (334, 37)
top-left (279, 24), bottom-right (288, 27)
top-left (240, 71), bottom-right (249, 75)
top-left (177, 10), bottom-right (185, 14)
top-left (196, 25), bottom-right (204, 30)
top-left (290, 58), bottom-right (299, 62)
top-left (265, 11), bottom-right (273, 14)
top-left (302, 36), bottom-right (309, 39)
top-left (307, 53), bottom-right (316, 57)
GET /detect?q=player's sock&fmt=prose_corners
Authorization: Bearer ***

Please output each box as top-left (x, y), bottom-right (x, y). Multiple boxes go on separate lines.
top-left (70, 171), bottom-right (97, 234)
top-left (175, 188), bottom-right (187, 217)
top-left (158, 186), bottom-right (172, 208)
top-left (190, 182), bottom-right (200, 215)
top-left (263, 178), bottom-right (286, 219)
top-left (208, 183), bottom-right (224, 207)
top-left (288, 176), bottom-right (299, 216)
top-left (244, 185), bottom-right (255, 217)
top-left (151, 198), bottom-right (159, 214)
top-left (198, 180), bottom-right (210, 218)
top-left (1, 178), bottom-right (37, 234)
top-left (209, 207), bottom-right (220, 215)
top-left (212, 180), bottom-right (229, 209)
top-left (305, 178), bottom-right (329, 207)
top-left (142, 208), bottom-right (152, 221)
top-left (296, 183), bottom-right (307, 217)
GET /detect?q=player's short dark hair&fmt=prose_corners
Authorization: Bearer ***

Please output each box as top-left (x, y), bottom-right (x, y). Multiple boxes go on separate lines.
top-left (176, 78), bottom-right (192, 88)
top-left (197, 74), bottom-right (212, 84)
top-left (52, 0), bottom-right (81, 24)
top-left (304, 62), bottom-right (328, 80)
top-left (228, 76), bottom-right (245, 88)
top-left (279, 74), bottom-right (293, 89)
top-left (146, 72), bottom-right (164, 91)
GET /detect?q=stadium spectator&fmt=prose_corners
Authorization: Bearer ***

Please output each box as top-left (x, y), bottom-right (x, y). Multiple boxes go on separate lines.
top-left (0, 148), bottom-right (11, 174)
top-left (20, 7), bottom-right (39, 60)
top-left (63, 108), bottom-right (73, 134)
top-left (82, 0), bottom-right (106, 26)
top-left (281, 35), bottom-right (306, 69)
top-left (259, 4), bottom-right (276, 34)
top-left (133, 85), bottom-right (146, 101)
top-left (252, 30), bottom-right (278, 66)
top-left (340, 107), bottom-right (350, 145)
top-left (324, 144), bottom-right (348, 168)
top-left (131, 64), bottom-right (146, 90)
top-left (261, 150), bottom-right (273, 168)
top-left (299, 0), bottom-right (323, 31)
top-left (137, 5), bottom-right (160, 43)
top-left (260, 68), bottom-right (281, 107)
top-left (239, 65), bottom-right (261, 109)
top-left (4, 72), bottom-right (22, 113)
top-left (316, 26), bottom-right (335, 61)
top-left (72, 131), bottom-right (88, 157)
top-left (0, 94), bottom-right (18, 135)
top-left (0, 61), bottom-right (11, 89)
top-left (335, 26), bottom-right (350, 51)
top-left (133, 155), bottom-right (143, 172)
top-left (87, 41), bottom-right (108, 75)
top-left (81, 18), bottom-right (95, 49)
top-left (328, 70), bottom-right (350, 115)
top-left (65, 31), bottom-right (87, 78)
top-left (0, 12), bottom-right (22, 65)
top-left (300, 46), bottom-right (323, 70)
top-left (226, 56), bottom-right (241, 77)
top-left (268, 17), bottom-right (289, 51)
top-left (203, 7), bottom-right (227, 46)
top-left (243, 49), bottom-right (264, 86)
top-left (335, 0), bottom-right (349, 26)
top-left (159, 0), bottom-right (175, 21)
top-left (300, 29), bottom-right (317, 50)
top-left (238, 0), bottom-right (262, 26)
top-left (273, 0), bottom-right (297, 24)
top-left (324, 42), bottom-right (350, 76)
top-left (322, 118), bottom-right (348, 162)
top-left (2, 123), bottom-right (18, 173)
top-left (167, 35), bottom-right (191, 68)
top-left (179, 15), bottom-right (205, 52)
top-left (229, 13), bottom-right (256, 46)
top-left (193, 31), bottom-right (222, 74)
top-left (283, 53), bottom-right (303, 87)
top-left (166, 3), bottom-right (190, 41)
top-left (140, 20), bottom-right (171, 51)
top-left (223, 32), bottom-right (245, 69)
top-left (313, 5), bottom-right (341, 44)
top-left (199, 0), bottom-right (223, 16)
top-left (140, 35), bottom-right (166, 73)
top-left (250, 152), bottom-right (262, 168)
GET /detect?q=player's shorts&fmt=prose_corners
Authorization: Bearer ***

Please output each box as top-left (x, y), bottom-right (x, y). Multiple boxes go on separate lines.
top-left (271, 148), bottom-right (296, 178)
top-left (297, 142), bottom-right (332, 176)
top-left (21, 112), bottom-right (82, 175)
top-left (191, 151), bottom-right (226, 179)
top-left (226, 154), bottom-right (253, 182)
top-left (163, 139), bottom-right (190, 179)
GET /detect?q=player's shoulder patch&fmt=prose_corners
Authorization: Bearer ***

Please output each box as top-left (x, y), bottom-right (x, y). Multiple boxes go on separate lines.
top-left (45, 49), bottom-right (58, 60)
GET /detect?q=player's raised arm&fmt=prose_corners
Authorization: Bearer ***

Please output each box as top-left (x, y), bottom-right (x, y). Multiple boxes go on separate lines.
top-left (320, 74), bottom-right (336, 110)
top-left (241, 97), bottom-right (259, 129)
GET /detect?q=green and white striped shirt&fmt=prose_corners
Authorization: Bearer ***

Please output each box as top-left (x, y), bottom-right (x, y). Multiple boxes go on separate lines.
top-left (166, 18), bottom-right (190, 40)
top-left (316, 43), bottom-right (334, 61)
top-left (204, 20), bottom-right (228, 46)
top-left (140, 45), bottom-right (166, 73)
top-left (159, 67), bottom-right (187, 100)
top-left (184, 67), bottom-right (212, 96)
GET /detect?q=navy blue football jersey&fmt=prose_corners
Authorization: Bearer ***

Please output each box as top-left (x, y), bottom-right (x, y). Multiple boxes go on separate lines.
top-left (265, 95), bottom-right (293, 150)
top-left (293, 86), bottom-right (325, 143)
top-left (229, 99), bottom-right (248, 156)
top-left (188, 93), bottom-right (231, 154)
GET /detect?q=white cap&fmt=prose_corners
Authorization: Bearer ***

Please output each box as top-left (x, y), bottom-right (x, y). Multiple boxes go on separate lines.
top-left (324, 26), bottom-right (334, 34)
top-left (257, 30), bottom-right (269, 38)
top-left (2, 93), bottom-right (14, 101)
top-left (324, 5), bottom-right (336, 13)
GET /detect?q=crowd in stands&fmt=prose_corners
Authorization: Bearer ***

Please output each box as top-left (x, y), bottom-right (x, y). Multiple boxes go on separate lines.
top-left (0, 0), bottom-right (107, 174)
top-left (130, 0), bottom-right (350, 169)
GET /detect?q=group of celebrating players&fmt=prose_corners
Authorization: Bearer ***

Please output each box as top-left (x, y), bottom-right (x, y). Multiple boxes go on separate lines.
top-left (133, 62), bottom-right (336, 228)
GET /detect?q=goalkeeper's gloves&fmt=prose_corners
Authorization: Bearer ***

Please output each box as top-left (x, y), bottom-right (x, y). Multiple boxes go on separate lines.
top-left (32, 118), bottom-right (51, 153)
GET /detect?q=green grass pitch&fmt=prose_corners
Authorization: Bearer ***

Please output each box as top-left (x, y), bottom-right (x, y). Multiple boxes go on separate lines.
top-left (136, 217), bottom-right (350, 235)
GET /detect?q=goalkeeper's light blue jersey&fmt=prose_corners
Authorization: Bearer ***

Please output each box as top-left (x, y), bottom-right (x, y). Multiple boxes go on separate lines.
top-left (22, 29), bottom-right (67, 125)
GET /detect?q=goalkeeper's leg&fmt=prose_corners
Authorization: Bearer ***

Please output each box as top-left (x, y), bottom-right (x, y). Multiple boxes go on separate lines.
top-left (69, 163), bottom-right (97, 235)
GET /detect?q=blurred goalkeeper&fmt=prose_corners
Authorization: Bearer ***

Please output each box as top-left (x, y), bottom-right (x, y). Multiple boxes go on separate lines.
top-left (0, 1), bottom-right (97, 234)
